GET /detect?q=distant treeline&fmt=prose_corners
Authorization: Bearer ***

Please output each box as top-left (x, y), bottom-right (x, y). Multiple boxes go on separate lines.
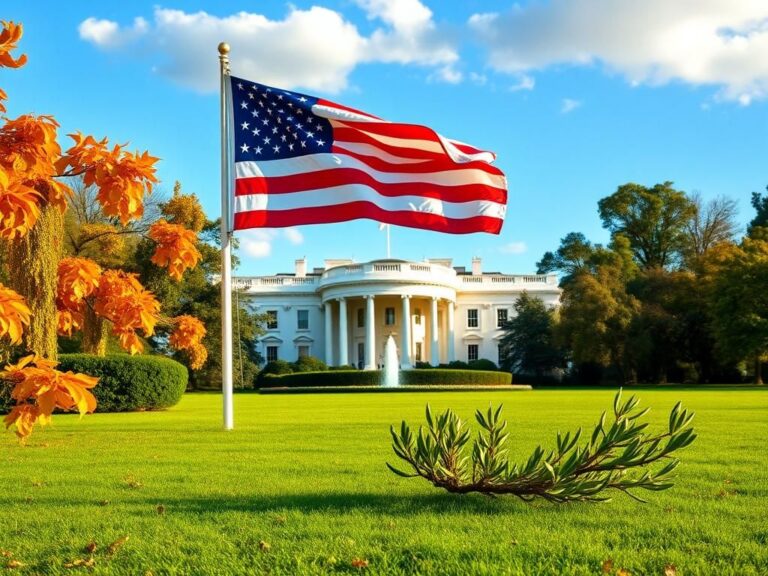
top-left (499, 182), bottom-right (768, 385)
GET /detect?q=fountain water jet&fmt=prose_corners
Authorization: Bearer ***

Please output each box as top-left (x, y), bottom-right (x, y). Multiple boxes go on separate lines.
top-left (382, 335), bottom-right (399, 387)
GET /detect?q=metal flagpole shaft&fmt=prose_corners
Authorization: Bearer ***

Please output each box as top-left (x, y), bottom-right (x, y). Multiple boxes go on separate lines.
top-left (219, 41), bottom-right (234, 430)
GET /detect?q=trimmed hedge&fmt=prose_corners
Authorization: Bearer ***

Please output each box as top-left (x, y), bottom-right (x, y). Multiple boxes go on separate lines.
top-left (402, 369), bottom-right (510, 386)
top-left (57, 354), bottom-right (188, 412)
top-left (260, 369), bottom-right (511, 388)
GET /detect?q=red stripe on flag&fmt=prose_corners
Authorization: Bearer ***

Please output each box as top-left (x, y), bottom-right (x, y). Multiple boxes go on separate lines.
top-left (234, 171), bottom-right (506, 204)
top-left (233, 204), bottom-right (503, 234)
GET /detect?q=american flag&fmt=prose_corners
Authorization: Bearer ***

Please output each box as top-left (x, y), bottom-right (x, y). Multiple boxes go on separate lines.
top-left (229, 76), bottom-right (507, 234)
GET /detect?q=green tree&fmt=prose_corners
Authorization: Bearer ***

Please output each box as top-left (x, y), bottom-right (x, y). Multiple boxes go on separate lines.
top-left (558, 261), bottom-right (640, 383)
top-left (536, 232), bottom-right (597, 284)
top-left (132, 185), bottom-right (265, 389)
top-left (747, 185), bottom-right (768, 236)
top-left (499, 291), bottom-right (565, 380)
top-left (598, 182), bottom-right (695, 270)
top-left (707, 235), bottom-right (768, 384)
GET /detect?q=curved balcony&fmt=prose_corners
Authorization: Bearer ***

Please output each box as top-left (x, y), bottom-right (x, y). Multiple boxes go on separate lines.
top-left (318, 259), bottom-right (457, 290)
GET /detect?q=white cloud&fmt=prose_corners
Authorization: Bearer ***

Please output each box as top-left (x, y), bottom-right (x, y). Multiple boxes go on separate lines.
top-left (283, 227), bottom-right (304, 245)
top-left (469, 0), bottom-right (768, 103)
top-left (79, 3), bottom-right (458, 93)
top-left (499, 241), bottom-right (528, 255)
top-left (238, 229), bottom-right (275, 259)
top-left (237, 227), bottom-right (304, 258)
top-left (561, 98), bottom-right (582, 114)
top-left (78, 16), bottom-right (148, 48)
top-left (469, 72), bottom-right (488, 86)
top-left (430, 65), bottom-right (463, 84)
top-left (509, 75), bottom-right (535, 92)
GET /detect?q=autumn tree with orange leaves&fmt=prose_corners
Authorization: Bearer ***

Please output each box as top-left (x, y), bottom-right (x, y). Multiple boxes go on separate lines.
top-left (0, 21), bottom-right (206, 439)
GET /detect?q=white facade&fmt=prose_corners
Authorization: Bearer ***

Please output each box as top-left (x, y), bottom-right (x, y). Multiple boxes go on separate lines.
top-left (235, 258), bottom-right (561, 369)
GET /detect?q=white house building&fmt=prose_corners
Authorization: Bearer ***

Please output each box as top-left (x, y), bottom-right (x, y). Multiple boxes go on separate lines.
top-left (234, 258), bottom-right (561, 369)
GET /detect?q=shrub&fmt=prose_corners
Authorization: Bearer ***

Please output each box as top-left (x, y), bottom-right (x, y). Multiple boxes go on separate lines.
top-left (401, 370), bottom-right (510, 386)
top-left (291, 355), bottom-right (328, 373)
top-left (447, 360), bottom-right (470, 369)
top-left (328, 365), bottom-right (357, 371)
top-left (260, 370), bottom-right (382, 388)
top-left (258, 369), bottom-right (511, 388)
top-left (414, 361), bottom-right (433, 369)
top-left (468, 358), bottom-right (498, 371)
top-left (55, 354), bottom-right (187, 412)
top-left (389, 390), bottom-right (697, 502)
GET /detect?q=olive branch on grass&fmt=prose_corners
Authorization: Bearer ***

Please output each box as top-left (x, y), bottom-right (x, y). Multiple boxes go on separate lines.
top-left (388, 390), bottom-right (696, 502)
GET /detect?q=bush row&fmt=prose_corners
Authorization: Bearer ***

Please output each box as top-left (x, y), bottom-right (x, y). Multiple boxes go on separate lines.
top-left (260, 369), bottom-right (511, 388)
top-left (414, 359), bottom-right (499, 371)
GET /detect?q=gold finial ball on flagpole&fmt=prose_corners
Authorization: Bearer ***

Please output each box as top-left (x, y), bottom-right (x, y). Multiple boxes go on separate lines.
top-left (218, 42), bottom-right (230, 55)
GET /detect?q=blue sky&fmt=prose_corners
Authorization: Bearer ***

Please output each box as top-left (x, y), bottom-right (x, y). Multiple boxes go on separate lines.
top-left (4, 1), bottom-right (767, 276)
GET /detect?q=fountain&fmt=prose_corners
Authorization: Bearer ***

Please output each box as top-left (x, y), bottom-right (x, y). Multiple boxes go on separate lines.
top-left (382, 334), bottom-right (399, 387)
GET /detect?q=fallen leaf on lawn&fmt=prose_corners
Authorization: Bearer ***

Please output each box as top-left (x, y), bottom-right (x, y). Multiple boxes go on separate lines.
top-left (351, 558), bottom-right (369, 569)
top-left (5, 560), bottom-right (24, 569)
top-left (84, 541), bottom-right (97, 554)
top-left (664, 564), bottom-right (677, 576)
top-left (0, 552), bottom-right (10, 558)
top-left (107, 535), bottom-right (129, 556)
top-left (616, 569), bottom-right (631, 576)
top-left (64, 558), bottom-right (95, 569)
top-left (98, 500), bottom-right (110, 507)
top-left (258, 541), bottom-right (270, 552)
top-left (601, 559), bottom-right (613, 573)
top-left (156, 505), bottom-right (165, 515)
top-left (510, 539), bottom-right (519, 546)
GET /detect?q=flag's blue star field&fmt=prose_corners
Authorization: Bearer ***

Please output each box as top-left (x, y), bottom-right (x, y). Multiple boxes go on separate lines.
top-left (230, 76), bottom-right (333, 164)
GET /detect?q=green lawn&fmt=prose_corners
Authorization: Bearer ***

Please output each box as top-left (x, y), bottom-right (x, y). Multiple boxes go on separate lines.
top-left (1, 389), bottom-right (766, 575)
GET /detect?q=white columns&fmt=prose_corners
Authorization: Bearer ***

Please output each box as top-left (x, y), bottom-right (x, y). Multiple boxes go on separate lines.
top-left (338, 298), bottom-right (348, 366)
top-left (447, 300), bottom-right (455, 362)
top-left (365, 295), bottom-right (376, 370)
top-left (430, 297), bottom-right (439, 366)
top-left (401, 295), bottom-right (412, 368)
top-left (324, 301), bottom-right (333, 365)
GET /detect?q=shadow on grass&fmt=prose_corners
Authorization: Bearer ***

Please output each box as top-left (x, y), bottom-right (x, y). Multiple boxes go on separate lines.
top-left (137, 491), bottom-right (528, 517)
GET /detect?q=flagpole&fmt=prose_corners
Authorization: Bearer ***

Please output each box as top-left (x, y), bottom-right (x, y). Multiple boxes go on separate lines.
top-left (219, 41), bottom-right (234, 430)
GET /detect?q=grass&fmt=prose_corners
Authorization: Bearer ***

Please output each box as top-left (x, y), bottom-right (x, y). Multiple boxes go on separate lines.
top-left (1, 389), bottom-right (766, 575)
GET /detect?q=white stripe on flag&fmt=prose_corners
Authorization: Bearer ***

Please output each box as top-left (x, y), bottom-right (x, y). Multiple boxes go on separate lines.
top-left (233, 185), bottom-right (507, 220)
top-left (234, 157), bottom-right (506, 189)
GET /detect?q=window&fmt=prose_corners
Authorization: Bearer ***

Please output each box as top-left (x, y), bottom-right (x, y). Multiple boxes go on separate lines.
top-left (498, 344), bottom-right (506, 366)
top-left (357, 308), bottom-right (365, 328)
top-left (266, 310), bottom-right (278, 330)
top-left (414, 308), bottom-right (422, 325)
top-left (385, 307), bottom-right (395, 325)
top-left (415, 342), bottom-right (423, 361)
top-left (497, 308), bottom-right (508, 328)
top-left (297, 309), bottom-right (309, 330)
top-left (298, 345), bottom-right (310, 359)
top-left (467, 308), bottom-right (479, 328)
top-left (468, 344), bottom-right (479, 362)
top-left (266, 346), bottom-right (278, 362)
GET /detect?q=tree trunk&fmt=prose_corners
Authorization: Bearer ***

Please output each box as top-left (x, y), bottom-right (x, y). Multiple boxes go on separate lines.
top-left (82, 305), bottom-right (109, 356)
top-left (6, 203), bottom-right (63, 360)
top-left (755, 356), bottom-right (764, 385)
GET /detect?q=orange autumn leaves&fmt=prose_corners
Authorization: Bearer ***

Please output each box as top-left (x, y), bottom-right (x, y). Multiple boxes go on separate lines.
top-left (0, 283), bottom-right (31, 345)
top-left (56, 258), bottom-right (206, 359)
top-left (2, 355), bottom-right (98, 439)
top-left (169, 315), bottom-right (208, 370)
top-left (149, 220), bottom-right (202, 281)
top-left (0, 285), bottom-right (97, 440)
top-left (0, 20), bottom-right (27, 114)
top-left (1, 21), bottom-right (208, 440)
